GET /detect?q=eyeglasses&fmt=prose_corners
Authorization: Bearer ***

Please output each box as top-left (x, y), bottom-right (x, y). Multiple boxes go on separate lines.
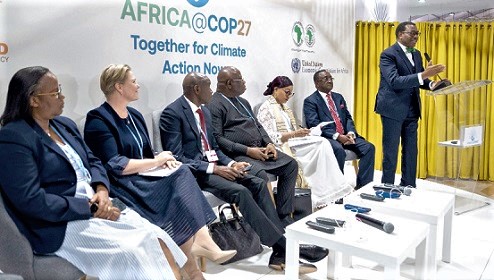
top-left (35, 84), bottom-right (62, 99)
top-left (283, 89), bottom-right (295, 97)
top-left (402, 31), bottom-right (421, 36)
top-left (217, 78), bottom-right (245, 84)
top-left (319, 76), bottom-right (335, 82)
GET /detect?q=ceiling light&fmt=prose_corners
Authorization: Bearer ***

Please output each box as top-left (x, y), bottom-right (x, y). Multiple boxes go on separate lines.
top-left (418, 0), bottom-right (426, 3)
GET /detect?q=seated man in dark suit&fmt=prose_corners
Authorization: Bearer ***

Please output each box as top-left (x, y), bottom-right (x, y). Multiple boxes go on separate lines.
top-left (160, 72), bottom-right (327, 273)
top-left (206, 66), bottom-right (299, 226)
top-left (303, 69), bottom-right (375, 189)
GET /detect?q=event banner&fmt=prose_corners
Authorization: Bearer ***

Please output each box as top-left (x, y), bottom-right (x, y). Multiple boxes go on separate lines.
top-left (0, 0), bottom-right (355, 135)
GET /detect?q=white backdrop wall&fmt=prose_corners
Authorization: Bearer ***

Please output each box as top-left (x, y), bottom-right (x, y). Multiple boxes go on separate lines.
top-left (1, 0), bottom-right (355, 141)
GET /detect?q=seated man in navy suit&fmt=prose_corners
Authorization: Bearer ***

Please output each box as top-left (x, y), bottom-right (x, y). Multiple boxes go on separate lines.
top-left (303, 69), bottom-right (375, 189)
top-left (160, 72), bottom-right (327, 273)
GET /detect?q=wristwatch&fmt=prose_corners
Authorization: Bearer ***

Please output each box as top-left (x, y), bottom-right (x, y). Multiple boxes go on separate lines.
top-left (90, 202), bottom-right (98, 214)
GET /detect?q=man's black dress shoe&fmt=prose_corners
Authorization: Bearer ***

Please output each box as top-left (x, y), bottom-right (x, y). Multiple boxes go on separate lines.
top-left (299, 244), bottom-right (329, 263)
top-left (268, 250), bottom-right (317, 274)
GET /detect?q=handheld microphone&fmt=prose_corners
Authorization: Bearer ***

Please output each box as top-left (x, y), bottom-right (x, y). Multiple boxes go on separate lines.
top-left (423, 52), bottom-right (432, 63)
top-left (373, 184), bottom-right (412, 196)
top-left (424, 52), bottom-right (444, 81)
top-left (424, 52), bottom-right (452, 91)
top-left (356, 213), bottom-right (394, 234)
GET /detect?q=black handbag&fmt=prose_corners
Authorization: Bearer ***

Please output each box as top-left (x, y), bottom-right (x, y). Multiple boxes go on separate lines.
top-left (293, 188), bottom-right (312, 221)
top-left (208, 204), bottom-right (263, 264)
top-left (273, 187), bottom-right (312, 221)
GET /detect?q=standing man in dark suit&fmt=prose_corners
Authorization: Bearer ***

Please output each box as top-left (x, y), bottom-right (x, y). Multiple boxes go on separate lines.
top-left (304, 69), bottom-right (375, 189)
top-left (206, 66), bottom-right (299, 226)
top-left (160, 72), bottom-right (327, 273)
top-left (375, 21), bottom-right (446, 187)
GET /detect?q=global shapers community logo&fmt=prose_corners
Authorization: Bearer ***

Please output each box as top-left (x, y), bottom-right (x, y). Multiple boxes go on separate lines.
top-left (186, 0), bottom-right (209, 8)
top-left (0, 42), bottom-right (9, 63)
top-left (291, 21), bottom-right (315, 48)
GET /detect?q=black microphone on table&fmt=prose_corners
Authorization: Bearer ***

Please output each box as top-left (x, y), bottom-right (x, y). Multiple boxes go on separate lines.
top-left (356, 213), bottom-right (394, 234)
top-left (373, 184), bottom-right (412, 196)
top-left (424, 52), bottom-right (452, 90)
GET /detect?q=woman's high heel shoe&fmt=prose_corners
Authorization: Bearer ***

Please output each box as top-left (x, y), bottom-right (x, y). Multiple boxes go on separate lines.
top-left (191, 243), bottom-right (237, 269)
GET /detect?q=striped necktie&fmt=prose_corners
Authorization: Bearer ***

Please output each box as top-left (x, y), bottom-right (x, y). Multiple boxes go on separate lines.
top-left (326, 93), bottom-right (344, 134)
top-left (196, 108), bottom-right (210, 151)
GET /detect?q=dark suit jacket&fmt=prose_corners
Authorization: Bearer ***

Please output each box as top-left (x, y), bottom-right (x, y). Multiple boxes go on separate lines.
top-left (160, 96), bottom-right (232, 173)
top-left (84, 102), bottom-right (155, 176)
top-left (0, 116), bottom-right (109, 254)
top-left (303, 90), bottom-right (358, 140)
top-left (206, 93), bottom-right (273, 157)
top-left (375, 42), bottom-right (431, 120)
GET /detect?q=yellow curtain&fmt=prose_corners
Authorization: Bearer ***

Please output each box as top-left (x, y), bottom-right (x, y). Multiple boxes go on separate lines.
top-left (354, 21), bottom-right (494, 180)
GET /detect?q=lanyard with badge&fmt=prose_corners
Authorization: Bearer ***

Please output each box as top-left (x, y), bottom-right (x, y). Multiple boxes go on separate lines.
top-left (196, 107), bottom-right (218, 162)
top-left (125, 113), bottom-right (144, 159)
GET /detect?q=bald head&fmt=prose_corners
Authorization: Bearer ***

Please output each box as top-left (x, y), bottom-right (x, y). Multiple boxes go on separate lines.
top-left (183, 72), bottom-right (208, 93)
top-left (182, 72), bottom-right (212, 106)
top-left (217, 66), bottom-right (238, 82)
top-left (216, 66), bottom-right (246, 97)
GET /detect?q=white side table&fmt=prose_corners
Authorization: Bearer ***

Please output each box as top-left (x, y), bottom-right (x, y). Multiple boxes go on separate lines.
top-left (285, 205), bottom-right (429, 280)
top-left (347, 183), bottom-right (454, 278)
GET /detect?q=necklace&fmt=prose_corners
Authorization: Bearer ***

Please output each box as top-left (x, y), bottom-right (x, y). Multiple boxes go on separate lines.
top-left (45, 125), bottom-right (51, 137)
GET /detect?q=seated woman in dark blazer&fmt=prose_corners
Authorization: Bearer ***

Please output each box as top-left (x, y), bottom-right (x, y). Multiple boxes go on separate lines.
top-left (0, 66), bottom-right (186, 279)
top-left (84, 64), bottom-right (235, 280)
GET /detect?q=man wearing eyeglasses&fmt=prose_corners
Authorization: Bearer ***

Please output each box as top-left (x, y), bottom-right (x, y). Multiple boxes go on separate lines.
top-left (206, 66), bottom-right (329, 270)
top-left (206, 67), bottom-right (299, 226)
top-left (304, 69), bottom-right (375, 190)
top-left (375, 21), bottom-right (446, 188)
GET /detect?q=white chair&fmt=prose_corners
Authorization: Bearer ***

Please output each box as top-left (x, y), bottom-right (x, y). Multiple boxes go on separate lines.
top-left (345, 149), bottom-right (359, 175)
top-left (151, 110), bottom-right (163, 153)
top-left (78, 117), bottom-right (86, 137)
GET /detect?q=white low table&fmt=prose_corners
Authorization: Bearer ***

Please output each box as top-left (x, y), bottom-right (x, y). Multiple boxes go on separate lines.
top-left (285, 204), bottom-right (430, 279)
top-left (346, 183), bottom-right (454, 278)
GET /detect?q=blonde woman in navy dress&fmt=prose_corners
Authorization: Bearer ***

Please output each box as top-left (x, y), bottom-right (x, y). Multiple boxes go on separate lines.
top-left (0, 66), bottom-right (186, 279)
top-left (84, 64), bottom-right (235, 280)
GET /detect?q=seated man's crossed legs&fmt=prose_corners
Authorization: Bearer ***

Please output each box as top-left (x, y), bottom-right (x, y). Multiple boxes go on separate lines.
top-left (234, 151), bottom-right (298, 227)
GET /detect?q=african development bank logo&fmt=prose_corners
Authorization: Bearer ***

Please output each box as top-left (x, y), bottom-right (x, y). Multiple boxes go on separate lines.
top-left (305, 24), bottom-right (315, 47)
top-left (291, 22), bottom-right (315, 48)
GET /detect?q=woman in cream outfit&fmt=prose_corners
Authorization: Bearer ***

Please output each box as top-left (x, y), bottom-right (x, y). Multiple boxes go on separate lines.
top-left (257, 76), bottom-right (352, 208)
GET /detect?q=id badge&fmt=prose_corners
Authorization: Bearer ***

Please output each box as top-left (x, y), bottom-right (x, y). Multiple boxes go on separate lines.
top-left (205, 150), bottom-right (219, 162)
